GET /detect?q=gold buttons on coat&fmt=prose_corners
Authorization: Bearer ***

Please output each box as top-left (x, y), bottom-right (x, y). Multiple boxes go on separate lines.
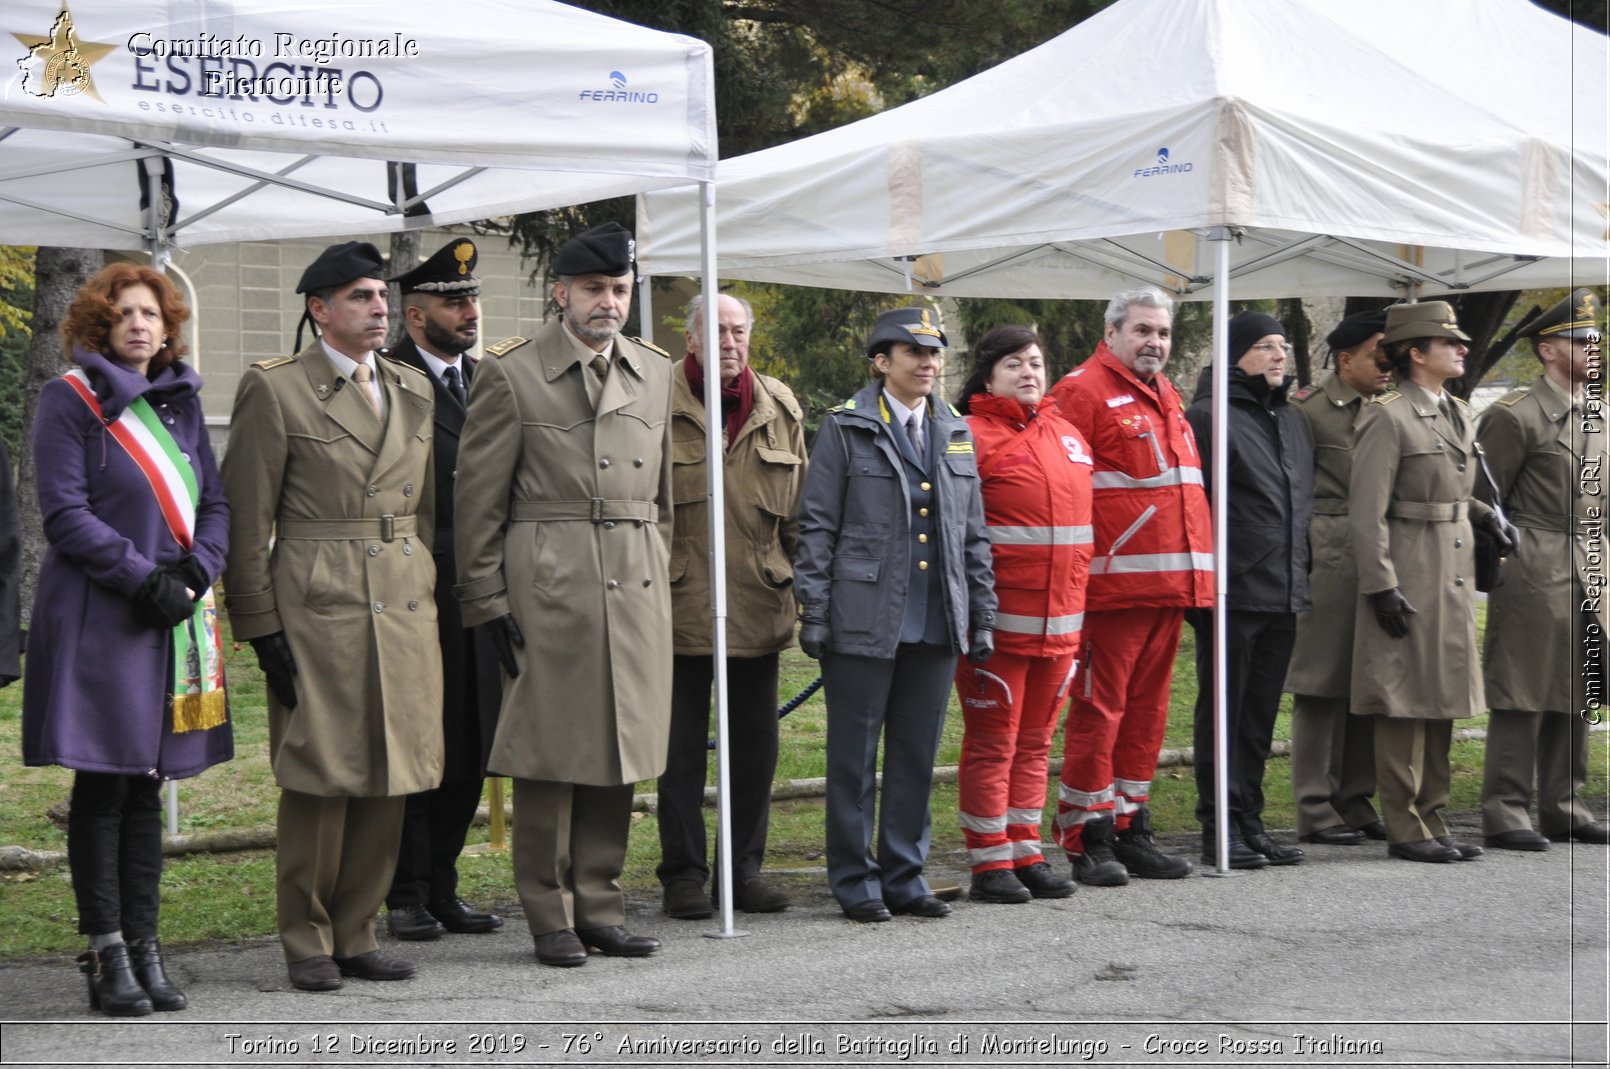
top-left (918, 561), bottom-right (929, 571)
top-left (919, 508), bottom-right (929, 517)
top-left (920, 482), bottom-right (931, 491)
top-left (918, 534), bottom-right (928, 543)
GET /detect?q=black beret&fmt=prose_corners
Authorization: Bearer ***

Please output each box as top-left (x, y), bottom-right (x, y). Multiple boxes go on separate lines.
top-left (1521, 288), bottom-right (1602, 340)
top-left (1325, 310), bottom-right (1388, 353)
top-left (553, 222), bottom-right (634, 277)
top-left (865, 307), bottom-right (947, 356)
top-left (390, 238), bottom-right (479, 296)
top-left (296, 241), bottom-right (385, 294)
top-left (1228, 310), bottom-right (1285, 363)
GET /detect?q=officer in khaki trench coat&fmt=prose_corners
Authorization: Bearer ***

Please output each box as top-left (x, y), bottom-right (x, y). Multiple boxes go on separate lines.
top-left (454, 223), bottom-right (674, 967)
top-left (1285, 311), bottom-right (1390, 845)
top-left (1477, 289), bottom-right (1610, 849)
top-left (1349, 301), bottom-right (1516, 863)
top-left (222, 242), bottom-right (444, 990)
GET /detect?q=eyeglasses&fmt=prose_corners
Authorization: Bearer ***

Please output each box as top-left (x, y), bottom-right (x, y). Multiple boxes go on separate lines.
top-left (1250, 341), bottom-right (1293, 354)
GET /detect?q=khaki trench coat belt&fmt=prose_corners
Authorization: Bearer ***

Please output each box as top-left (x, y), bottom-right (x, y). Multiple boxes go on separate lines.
top-left (1509, 510), bottom-right (1568, 534)
top-left (1311, 499), bottom-right (1350, 516)
top-left (510, 498), bottom-right (660, 525)
top-left (277, 515), bottom-right (417, 542)
top-left (1386, 500), bottom-right (1468, 522)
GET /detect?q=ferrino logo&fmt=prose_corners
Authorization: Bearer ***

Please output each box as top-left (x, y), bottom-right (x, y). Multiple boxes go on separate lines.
top-left (1134, 146), bottom-right (1193, 178)
top-left (579, 70), bottom-right (658, 104)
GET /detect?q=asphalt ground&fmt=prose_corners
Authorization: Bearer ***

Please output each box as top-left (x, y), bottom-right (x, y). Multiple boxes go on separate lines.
top-left (0, 810), bottom-right (1606, 1069)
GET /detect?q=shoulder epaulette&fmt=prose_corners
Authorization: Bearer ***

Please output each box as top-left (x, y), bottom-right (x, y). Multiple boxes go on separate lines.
top-left (627, 335), bottom-right (671, 359)
top-left (1292, 384), bottom-right (1318, 402)
top-left (251, 355), bottom-right (295, 371)
top-left (389, 359), bottom-right (430, 383)
top-left (840, 398), bottom-right (858, 411)
top-left (485, 336), bottom-right (530, 358)
top-left (1494, 388), bottom-right (1527, 408)
top-left (1374, 391), bottom-right (1403, 405)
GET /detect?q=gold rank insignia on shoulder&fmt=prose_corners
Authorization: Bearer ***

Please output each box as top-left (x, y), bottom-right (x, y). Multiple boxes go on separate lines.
top-left (251, 355), bottom-right (295, 371)
top-left (946, 441), bottom-right (975, 454)
top-left (629, 335), bottom-right (671, 359)
top-left (839, 399), bottom-right (856, 411)
top-left (485, 336), bottom-right (530, 358)
top-left (1375, 392), bottom-right (1402, 405)
top-left (1494, 388), bottom-right (1526, 408)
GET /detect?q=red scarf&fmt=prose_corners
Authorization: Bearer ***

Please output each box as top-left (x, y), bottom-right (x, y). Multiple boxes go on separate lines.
top-left (685, 350), bottom-right (755, 450)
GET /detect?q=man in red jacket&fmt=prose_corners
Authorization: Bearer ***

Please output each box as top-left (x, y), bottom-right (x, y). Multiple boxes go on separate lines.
top-left (1048, 288), bottom-right (1213, 885)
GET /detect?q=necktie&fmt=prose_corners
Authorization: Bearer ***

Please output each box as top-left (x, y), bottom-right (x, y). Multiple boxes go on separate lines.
top-left (443, 364), bottom-right (467, 407)
top-left (906, 414), bottom-right (924, 461)
top-left (351, 362), bottom-right (380, 417)
top-left (590, 353), bottom-right (610, 384)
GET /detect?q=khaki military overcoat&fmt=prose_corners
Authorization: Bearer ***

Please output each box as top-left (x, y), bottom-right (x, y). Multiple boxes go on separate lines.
top-left (668, 360), bottom-right (807, 656)
top-left (454, 318), bottom-right (674, 786)
top-left (1285, 373), bottom-right (1368, 697)
top-left (221, 343), bottom-right (444, 797)
top-left (1476, 375), bottom-right (1607, 714)
top-left (1349, 380), bottom-right (1492, 719)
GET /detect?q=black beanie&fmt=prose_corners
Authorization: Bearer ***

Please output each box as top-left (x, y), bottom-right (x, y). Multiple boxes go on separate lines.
top-left (1229, 310), bottom-right (1286, 363)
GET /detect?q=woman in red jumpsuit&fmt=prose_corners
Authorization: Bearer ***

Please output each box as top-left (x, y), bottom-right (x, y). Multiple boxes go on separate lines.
top-left (954, 326), bottom-right (1094, 903)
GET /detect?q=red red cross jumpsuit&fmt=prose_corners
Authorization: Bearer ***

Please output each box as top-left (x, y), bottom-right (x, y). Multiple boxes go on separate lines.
top-left (1046, 342), bottom-right (1213, 854)
top-left (955, 392), bottom-right (1093, 875)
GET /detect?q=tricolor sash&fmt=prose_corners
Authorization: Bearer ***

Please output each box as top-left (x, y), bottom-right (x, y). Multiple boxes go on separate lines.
top-left (63, 369), bottom-right (226, 734)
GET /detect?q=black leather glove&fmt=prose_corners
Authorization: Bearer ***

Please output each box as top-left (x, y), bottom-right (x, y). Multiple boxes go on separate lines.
top-left (967, 627), bottom-right (995, 665)
top-left (1481, 511), bottom-right (1519, 557)
top-left (250, 632), bottom-right (299, 709)
top-left (1370, 588), bottom-right (1417, 640)
top-left (172, 554), bottom-right (210, 598)
top-left (484, 613), bottom-right (525, 678)
top-left (798, 618), bottom-right (830, 660)
top-left (133, 569), bottom-right (195, 629)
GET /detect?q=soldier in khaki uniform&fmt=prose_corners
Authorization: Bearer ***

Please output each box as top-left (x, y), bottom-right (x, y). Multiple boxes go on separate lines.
top-left (222, 242), bottom-right (444, 991)
top-left (1286, 311), bottom-right (1390, 845)
top-left (1477, 289), bottom-right (1610, 849)
top-left (454, 223), bottom-right (674, 967)
top-left (1350, 301), bottom-right (1516, 863)
top-left (658, 294), bottom-right (806, 920)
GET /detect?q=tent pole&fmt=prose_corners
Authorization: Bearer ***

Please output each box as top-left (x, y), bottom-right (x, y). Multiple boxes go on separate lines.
top-left (639, 277), bottom-right (655, 347)
top-left (1204, 227), bottom-right (1237, 877)
top-left (142, 155), bottom-right (169, 270)
top-left (698, 179), bottom-right (745, 940)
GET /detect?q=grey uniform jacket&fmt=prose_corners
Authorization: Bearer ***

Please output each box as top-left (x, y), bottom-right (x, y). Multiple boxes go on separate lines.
top-left (794, 382), bottom-right (996, 660)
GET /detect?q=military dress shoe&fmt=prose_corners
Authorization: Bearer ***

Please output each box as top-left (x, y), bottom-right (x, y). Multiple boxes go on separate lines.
top-left (1388, 839), bottom-right (1462, 863)
top-left (287, 955), bottom-right (342, 992)
top-left (1548, 822), bottom-right (1610, 844)
top-left (333, 950), bottom-right (416, 981)
top-left (1246, 832), bottom-right (1306, 866)
top-left (662, 879), bottom-right (713, 920)
top-left (892, 894), bottom-right (952, 918)
top-left (1202, 838), bottom-right (1269, 869)
top-left (1485, 829), bottom-right (1550, 851)
top-left (733, 877), bottom-right (791, 913)
top-left (577, 925), bottom-right (660, 957)
top-left (534, 929), bottom-right (587, 967)
top-left (1301, 825), bottom-right (1366, 845)
top-left (1436, 836), bottom-right (1483, 860)
top-left (1356, 820), bottom-right (1389, 841)
top-left (843, 899), bottom-right (892, 923)
top-left (386, 904), bottom-right (446, 941)
top-left (429, 897), bottom-right (503, 933)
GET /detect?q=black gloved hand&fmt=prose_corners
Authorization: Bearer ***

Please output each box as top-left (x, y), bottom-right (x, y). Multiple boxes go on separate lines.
top-left (133, 569), bottom-right (196, 629)
top-left (172, 554), bottom-right (210, 598)
top-left (967, 627), bottom-right (995, 665)
top-left (798, 619), bottom-right (830, 660)
top-left (484, 613), bottom-right (525, 678)
top-left (250, 632), bottom-right (299, 709)
top-left (1481, 511), bottom-right (1519, 557)
top-left (1370, 588), bottom-right (1417, 640)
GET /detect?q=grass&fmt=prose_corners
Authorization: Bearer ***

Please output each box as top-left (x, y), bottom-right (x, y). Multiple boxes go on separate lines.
top-left (1, 611), bottom-right (1604, 960)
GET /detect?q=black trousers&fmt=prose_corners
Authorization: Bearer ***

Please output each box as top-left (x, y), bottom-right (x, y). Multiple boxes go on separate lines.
top-left (386, 777), bottom-right (485, 909)
top-left (655, 653), bottom-right (780, 886)
top-left (67, 772), bottom-right (164, 938)
top-left (1191, 610), bottom-right (1297, 838)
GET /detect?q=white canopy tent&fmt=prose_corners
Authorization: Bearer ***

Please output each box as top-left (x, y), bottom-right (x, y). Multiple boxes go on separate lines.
top-left (4, 0), bottom-right (755, 932)
top-left (638, 0), bottom-right (1606, 299)
top-left (637, 0), bottom-right (1607, 873)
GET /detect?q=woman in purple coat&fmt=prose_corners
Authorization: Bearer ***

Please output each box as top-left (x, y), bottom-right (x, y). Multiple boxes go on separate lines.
top-left (23, 263), bottom-right (231, 1016)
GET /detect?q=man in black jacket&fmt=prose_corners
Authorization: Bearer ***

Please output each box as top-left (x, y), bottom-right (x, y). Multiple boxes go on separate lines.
top-left (1185, 311), bottom-right (1315, 869)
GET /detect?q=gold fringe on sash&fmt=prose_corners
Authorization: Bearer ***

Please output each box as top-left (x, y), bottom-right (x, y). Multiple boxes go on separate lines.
top-left (172, 689), bottom-right (228, 734)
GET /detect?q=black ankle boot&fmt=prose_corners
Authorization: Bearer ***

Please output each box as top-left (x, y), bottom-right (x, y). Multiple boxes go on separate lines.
top-left (127, 937), bottom-right (187, 1011)
top-left (77, 943), bottom-right (154, 1017)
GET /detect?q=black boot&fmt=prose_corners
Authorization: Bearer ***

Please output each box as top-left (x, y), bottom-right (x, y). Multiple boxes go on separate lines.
top-left (77, 944), bottom-right (154, 1017)
top-left (127, 937), bottom-right (187, 1011)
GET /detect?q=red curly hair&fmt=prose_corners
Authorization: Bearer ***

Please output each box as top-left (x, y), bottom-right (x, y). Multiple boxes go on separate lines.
top-left (61, 262), bottom-right (191, 372)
